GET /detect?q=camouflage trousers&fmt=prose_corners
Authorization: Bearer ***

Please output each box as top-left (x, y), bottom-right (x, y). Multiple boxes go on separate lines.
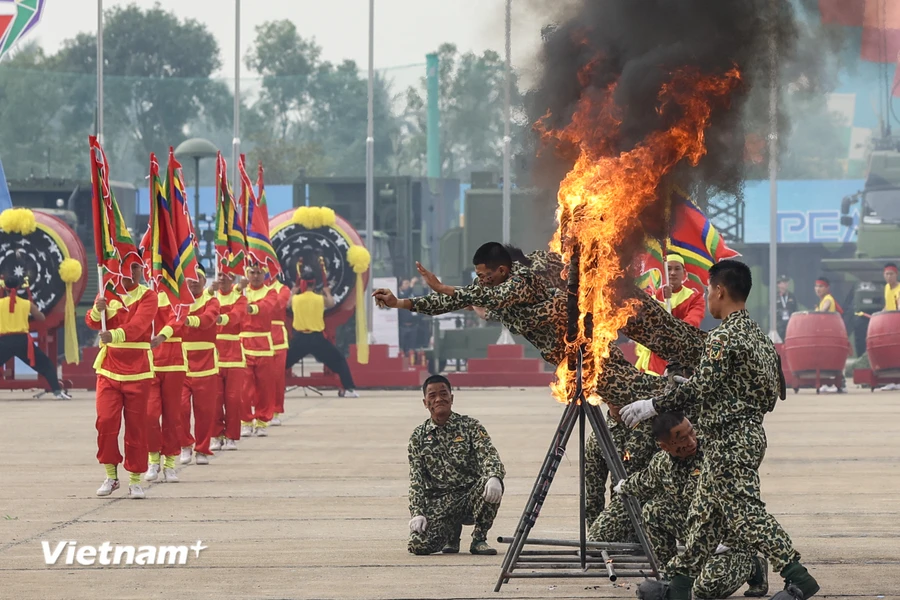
top-left (643, 498), bottom-right (754, 599)
top-left (667, 422), bottom-right (800, 577)
top-left (585, 418), bottom-right (657, 538)
top-left (621, 290), bottom-right (707, 367)
top-left (408, 476), bottom-right (499, 555)
top-left (597, 344), bottom-right (669, 407)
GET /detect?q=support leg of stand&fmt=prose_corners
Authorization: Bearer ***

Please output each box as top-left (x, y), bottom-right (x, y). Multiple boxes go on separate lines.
top-left (494, 399), bottom-right (580, 592)
top-left (578, 403), bottom-right (587, 572)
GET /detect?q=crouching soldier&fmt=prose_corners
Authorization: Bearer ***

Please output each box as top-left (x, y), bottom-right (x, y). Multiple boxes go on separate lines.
top-left (407, 375), bottom-right (505, 556)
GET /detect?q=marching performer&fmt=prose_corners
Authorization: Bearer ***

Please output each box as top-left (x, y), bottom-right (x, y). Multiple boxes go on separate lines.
top-left (0, 274), bottom-right (69, 399)
top-left (180, 264), bottom-right (221, 464)
top-left (269, 275), bottom-right (291, 425)
top-left (239, 264), bottom-right (278, 436)
top-left (211, 270), bottom-right (247, 451)
top-left (86, 261), bottom-right (157, 499)
top-left (146, 286), bottom-right (187, 481)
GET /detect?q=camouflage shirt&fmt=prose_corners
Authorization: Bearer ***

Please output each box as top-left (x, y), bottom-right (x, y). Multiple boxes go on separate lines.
top-left (654, 310), bottom-right (780, 433)
top-left (408, 412), bottom-right (506, 517)
top-left (620, 445), bottom-right (703, 513)
top-left (410, 254), bottom-right (568, 364)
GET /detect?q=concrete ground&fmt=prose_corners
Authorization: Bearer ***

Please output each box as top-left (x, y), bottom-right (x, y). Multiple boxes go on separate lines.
top-left (1, 385), bottom-right (898, 600)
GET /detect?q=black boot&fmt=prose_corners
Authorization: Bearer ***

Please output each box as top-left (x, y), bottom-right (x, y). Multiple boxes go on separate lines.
top-left (666, 575), bottom-right (694, 600)
top-left (441, 523), bottom-right (462, 553)
top-left (780, 560), bottom-right (819, 599)
top-left (744, 555), bottom-right (768, 597)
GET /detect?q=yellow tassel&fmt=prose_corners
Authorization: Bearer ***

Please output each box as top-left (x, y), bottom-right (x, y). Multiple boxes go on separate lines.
top-left (292, 206), bottom-right (338, 229)
top-left (0, 208), bottom-right (37, 235)
top-left (59, 259), bottom-right (83, 365)
top-left (347, 245), bottom-right (371, 365)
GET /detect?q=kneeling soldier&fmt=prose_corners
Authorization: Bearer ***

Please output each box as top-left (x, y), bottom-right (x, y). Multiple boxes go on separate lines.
top-left (407, 375), bottom-right (505, 555)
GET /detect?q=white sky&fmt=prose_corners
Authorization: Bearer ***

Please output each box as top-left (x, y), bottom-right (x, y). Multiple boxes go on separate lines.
top-left (26, 1), bottom-right (550, 91)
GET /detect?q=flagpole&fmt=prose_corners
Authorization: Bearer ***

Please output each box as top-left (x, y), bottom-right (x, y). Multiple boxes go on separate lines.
top-left (496, 0), bottom-right (516, 346)
top-left (232, 0), bottom-right (241, 192)
top-left (96, 265), bottom-right (107, 331)
top-left (96, 0), bottom-right (103, 144)
top-left (365, 0), bottom-right (375, 342)
top-left (767, 0), bottom-right (779, 342)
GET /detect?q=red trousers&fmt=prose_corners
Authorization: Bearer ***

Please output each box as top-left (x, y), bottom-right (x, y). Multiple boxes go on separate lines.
top-left (274, 348), bottom-right (287, 414)
top-left (242, 354), bottom-right (274, 425)
top-left (181, 375), bottom-right (217, 455)
top-left (216, 367), bottom-right (244, 440)
top-left (95, 375), bottom-right (151, 474)
top-left (147, 371), bottom-right (186, 458)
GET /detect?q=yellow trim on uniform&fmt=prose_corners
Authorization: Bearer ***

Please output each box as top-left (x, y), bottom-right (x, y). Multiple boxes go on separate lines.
top-left (184, 345), bottom-right (220, 378)
top-left (217, 333), bottom-right (241, 341)
top-left (93, 342), bottom-right (155, 381)
top-left (183, 341), bottom-right (217, 351)
top-left (218, 314), bottom-right (230, 326)
top-left (272, 320), bottom-right (289, 350)
top-left (248, 305), bottom-right (259, 315)
top-left (159, 325), bottom-right (175, 340)
top-left (186, 315), bottom-right (201, 327)
top-left (218, 360), bottom-right (247, 368)
top-left (154, 365), bottom-right (187, 372)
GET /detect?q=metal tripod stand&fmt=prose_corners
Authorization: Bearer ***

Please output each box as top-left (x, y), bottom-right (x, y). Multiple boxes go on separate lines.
top-left (494, 250), bottom-right (660, 590)
top-left (285, 357), bottom-right (323, 397)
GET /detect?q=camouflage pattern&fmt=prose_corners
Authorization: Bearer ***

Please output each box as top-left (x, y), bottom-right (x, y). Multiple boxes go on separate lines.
top-left (622, 287), bottom-right (707, 368)
top-left (586, 417), bottom-right (658, 541)
top-left (407, 412), bottom-right (505, 554)
top-left (666, 423), bottom-right (800, 577)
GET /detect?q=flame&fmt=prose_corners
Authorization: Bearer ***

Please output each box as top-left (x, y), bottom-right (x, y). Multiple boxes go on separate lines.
top-left (541, 67), bottom-right (741, 404)
top-left (623, 450), bottom-right (631, 462)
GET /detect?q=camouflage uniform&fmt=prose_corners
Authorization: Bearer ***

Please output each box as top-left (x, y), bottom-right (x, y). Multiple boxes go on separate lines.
top-left (653, 310), bottom-right (800, 577)
top-left (409, 257), bottom-right (668, 407)
top-left (407, 412), bottom-right (506, 555)
top-left (586, 417), bottom-right (657, 542)
top-left (621, 447), bottom-right (755, 598)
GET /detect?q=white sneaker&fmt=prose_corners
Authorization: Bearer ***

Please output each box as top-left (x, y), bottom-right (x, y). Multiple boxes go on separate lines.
top-left (54, 390), bottom-right (72, 400)
top-left (128, 484), bottom-right (145, 499)
top-left (878, 383), bottom-right (899, 391)
top-left (270, 416), bottom-right (282, 426)
top-left (254, 426), bottom-right (268, 438)
top-left (96, 478), bottom-right (120, 497)
top-left (179, 447), bottom-right (193, 465)
top-left (240, 425), bottom-right (253, 438)
top-left (145, 463), bottom-right (160, 482)
top-left (162, 468), bottom-right (179, 483)
top-left (223, 439), bottom-right (238, 451)
top-left (195, 453), bottom-right (209, 465)
top-left (209, 437), bottom-right (223, 451)
top-left (340, 389), bottom-right (360, 398)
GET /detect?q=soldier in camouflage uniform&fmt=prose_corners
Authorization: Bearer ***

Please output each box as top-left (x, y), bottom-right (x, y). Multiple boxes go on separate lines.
top-left (407, 374), bottom-right (506, 555)
top-left (621, 260), bottom-right (819, 600)
top-left (618, 411), bottom-right (768, 599)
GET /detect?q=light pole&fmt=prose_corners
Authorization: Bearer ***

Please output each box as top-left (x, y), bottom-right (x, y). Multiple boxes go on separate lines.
top-left (498, 0), bottom-right (515, 345)
top-left (365, 0), bottom-right (375, 342)
top-left (767, 0), bottom-right (779, 341)
top-left (96, 0), bottom-right (103, 144)
top-left (233, 0), bottom-right (241, 190)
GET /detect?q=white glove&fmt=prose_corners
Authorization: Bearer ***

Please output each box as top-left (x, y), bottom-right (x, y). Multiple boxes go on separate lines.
top-left (714, 543), bottom-right (730, 555)
top-left (612, 479), bottom-right (625, 495)
top-left (484, 477), bottom-right (503, 504)
top-left (409, 515), bottom-right (427, 534)
top-left (673, 375), bottom-right (691, 384)
top-left (620, 399), bottom-right (658, 427)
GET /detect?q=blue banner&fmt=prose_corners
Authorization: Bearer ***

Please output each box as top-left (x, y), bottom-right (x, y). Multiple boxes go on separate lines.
top-left (0, 156), bottom-right (11, 211)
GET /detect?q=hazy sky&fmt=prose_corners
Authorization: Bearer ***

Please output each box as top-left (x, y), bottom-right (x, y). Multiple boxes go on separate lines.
top-left (25, 1), bottom-right (549, 90)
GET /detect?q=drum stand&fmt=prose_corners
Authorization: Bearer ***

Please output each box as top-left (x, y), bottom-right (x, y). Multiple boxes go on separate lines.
top-left (285, 358), bottom-right (323, 397)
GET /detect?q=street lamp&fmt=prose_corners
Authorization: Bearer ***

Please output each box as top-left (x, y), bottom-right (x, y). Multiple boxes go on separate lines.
top-left (174, 137), bottom-right (219, 222)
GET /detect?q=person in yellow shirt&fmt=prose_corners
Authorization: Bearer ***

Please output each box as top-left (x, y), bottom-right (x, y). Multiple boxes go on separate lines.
top-left (814, 277), bottom-right (841, 313)
top-left (285, 266), bottom-right (358, 397)
top-left (884, 263), bottom-right (900, 311)
top-left (0, 274), bottom-right (69, 399)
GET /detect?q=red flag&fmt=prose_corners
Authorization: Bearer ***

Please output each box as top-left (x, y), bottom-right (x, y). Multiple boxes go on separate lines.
top-left (166, 148), bottom-right (200, 289)
top-left (88, 136), bottom-right (141, 303)
top-left (241, 156), bottom-right (281, 275)
top-left (214, 153), bottom-right (246, 275)
top-left (668, 187), bottom-right (740, 286)
top-left (146, 154), bottom-right (194, 307)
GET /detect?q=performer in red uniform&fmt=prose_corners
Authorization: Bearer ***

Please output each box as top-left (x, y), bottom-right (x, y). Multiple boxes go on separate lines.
top-left (239, 264), bottom-right (278, 437)
top-left (635, 254), bottom-right (705, 376)
top-left (269, 278), bottom-right (291, 426)
top-left (86, 262), bottom-right (157, 499)
top-left (180, 264), bottom-right (220, 464)
top-left (145, 291), bottom-right (186, 482)
top-left (211, 270), bottom-right (247, 451)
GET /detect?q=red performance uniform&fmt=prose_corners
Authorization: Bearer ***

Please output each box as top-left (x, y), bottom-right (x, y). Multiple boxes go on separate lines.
top-left (270, 280), bottom-right (291, 415)
top-left (147, 293), bottom-right (186, 460)
top-left (636, 285), bottom-right (706, 376)
top-left (215, 287), bottom-right (247, 441)
top-left (180, 290), bottom-right (220, 456)
top-left (85, 285), bottom-right (157, 475)
top-left (240, 283), bottom-right (277, 427)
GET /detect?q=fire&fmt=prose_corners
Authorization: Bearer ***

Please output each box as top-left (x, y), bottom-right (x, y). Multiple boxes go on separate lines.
top-left (542, 67), bottom-right (741, 404)
top-left (623, 450), bottom-right (631, 462)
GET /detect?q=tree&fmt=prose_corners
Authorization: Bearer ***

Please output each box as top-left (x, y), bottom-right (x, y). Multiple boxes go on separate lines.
top-left (401, 43), bottom-right (525, 181)
top-left (49, 3), bottom-right (223, 181)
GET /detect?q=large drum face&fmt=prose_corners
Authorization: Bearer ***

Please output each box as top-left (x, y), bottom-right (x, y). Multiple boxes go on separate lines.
top-left (0, 227), bottom-right (67, 314)
top-left (271, 223), bottom-right (354, 307)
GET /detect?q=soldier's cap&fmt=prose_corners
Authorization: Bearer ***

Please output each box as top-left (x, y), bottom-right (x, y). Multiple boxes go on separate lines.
top-left (777, 274), bottom-right (790, 283)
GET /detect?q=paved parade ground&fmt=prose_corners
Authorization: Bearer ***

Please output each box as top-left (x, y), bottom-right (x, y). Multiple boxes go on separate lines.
top-left (1, 385), bottom-right (898, 599)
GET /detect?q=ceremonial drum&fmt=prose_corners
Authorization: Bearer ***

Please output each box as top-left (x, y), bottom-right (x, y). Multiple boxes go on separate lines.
top-left (783, 311), bottom-right (850, 391)
top-left (866, 311), bottom-right (900, 375)
top-left (0, 211), bottom-right (87, 330)
top-left (269, 208), bottom-right (369, 332)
